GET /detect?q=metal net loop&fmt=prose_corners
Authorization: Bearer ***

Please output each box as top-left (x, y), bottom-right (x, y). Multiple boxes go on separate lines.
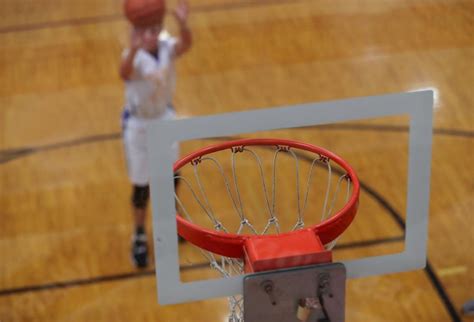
top-left (174, 142), bottom-right (353, 322)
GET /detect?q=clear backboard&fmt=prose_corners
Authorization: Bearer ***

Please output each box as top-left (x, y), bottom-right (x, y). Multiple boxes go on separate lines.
top-left (146, 91), bottom-right (433, 320)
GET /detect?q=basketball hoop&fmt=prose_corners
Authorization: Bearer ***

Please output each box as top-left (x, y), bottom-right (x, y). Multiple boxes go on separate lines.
top-left (173, 138), bottom-right (359, 321)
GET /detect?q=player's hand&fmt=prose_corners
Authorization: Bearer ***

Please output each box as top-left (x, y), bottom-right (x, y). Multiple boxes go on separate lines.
top-left (130, 28), bottom-right (143, 51)
top-left (173, 0), bottom-right (189, 27)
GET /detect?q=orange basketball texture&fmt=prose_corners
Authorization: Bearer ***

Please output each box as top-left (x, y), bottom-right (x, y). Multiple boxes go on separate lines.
top-left (124, 0), bottom-right (166, 27)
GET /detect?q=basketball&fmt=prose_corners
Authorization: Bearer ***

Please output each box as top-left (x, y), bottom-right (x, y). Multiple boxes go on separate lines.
top-left (124, 0), bottom-right (166, 27)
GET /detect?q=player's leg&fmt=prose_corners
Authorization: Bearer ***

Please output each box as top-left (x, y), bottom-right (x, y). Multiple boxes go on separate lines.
top-left (131, 184), bottom-right (150, 268)
top-left (123, 116), bottom-right (151, 268)
top-left (462, 299), bottom-right (474, 316)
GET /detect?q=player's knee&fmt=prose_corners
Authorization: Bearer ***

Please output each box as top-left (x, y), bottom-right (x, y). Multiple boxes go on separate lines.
top-left (132, 185), bottom-right (149, 209)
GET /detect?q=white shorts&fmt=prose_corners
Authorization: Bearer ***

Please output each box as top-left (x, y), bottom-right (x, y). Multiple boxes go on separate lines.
top-left (122, 107), bottom-right (178, 186)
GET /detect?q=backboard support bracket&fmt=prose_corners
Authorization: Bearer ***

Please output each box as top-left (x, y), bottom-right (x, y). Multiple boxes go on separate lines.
top-left (243, 263), bottom-right (346, 322)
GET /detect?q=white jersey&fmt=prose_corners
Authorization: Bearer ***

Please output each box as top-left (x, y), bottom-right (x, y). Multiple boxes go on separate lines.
top-left (124, 30), bottom-right (177, 119)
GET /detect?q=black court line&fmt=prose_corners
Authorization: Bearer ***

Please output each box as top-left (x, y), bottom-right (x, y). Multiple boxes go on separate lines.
top-left (0, 124), bottom-right (472, 165)
top-left (0, 14), bottom-right (120, 34)
top-left (0, 0), bottom-right (301, 35)
top-left (363, 179), bottom-right (461, 321)
top-left (0, 270), bottom-right (155, 297)
top-left (333, 235), bottom-right (403, 250)
top-left (0, 236), bottom-right (403, 297)
top-left (355, 167), bottom-right (461, 322)
top-left (0, 128), bottom-right (465, 321)
top-left (293, 149), bottom-right (462, 322)
top-left (180, 0), bottom-right (300, 14)
top-left (0, 133), bottom-right (121, 164)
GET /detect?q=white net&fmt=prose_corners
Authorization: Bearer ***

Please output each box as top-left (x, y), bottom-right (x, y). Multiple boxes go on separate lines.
top-left (174, 143), bottom-right (352, 322)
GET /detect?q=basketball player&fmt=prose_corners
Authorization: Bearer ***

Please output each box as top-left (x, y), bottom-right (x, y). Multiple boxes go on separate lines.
top-left (119, 0), bottom-right (192, 268)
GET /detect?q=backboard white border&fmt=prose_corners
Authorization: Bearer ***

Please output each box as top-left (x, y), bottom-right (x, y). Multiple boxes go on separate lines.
top-left (147, 91), bottom-right (433, 304)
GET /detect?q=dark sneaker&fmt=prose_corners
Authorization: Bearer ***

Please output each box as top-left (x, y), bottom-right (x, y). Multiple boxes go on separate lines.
top-left (131, 233), bottom-right (148, 268)
top-left (462, 299), bottom-right (474, 316)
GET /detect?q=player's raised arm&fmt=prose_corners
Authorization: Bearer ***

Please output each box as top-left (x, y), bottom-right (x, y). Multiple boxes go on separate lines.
top-left (119, 29), bottom-right (143, 80)
top-left (173, 0), bottom-right (192, 57)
